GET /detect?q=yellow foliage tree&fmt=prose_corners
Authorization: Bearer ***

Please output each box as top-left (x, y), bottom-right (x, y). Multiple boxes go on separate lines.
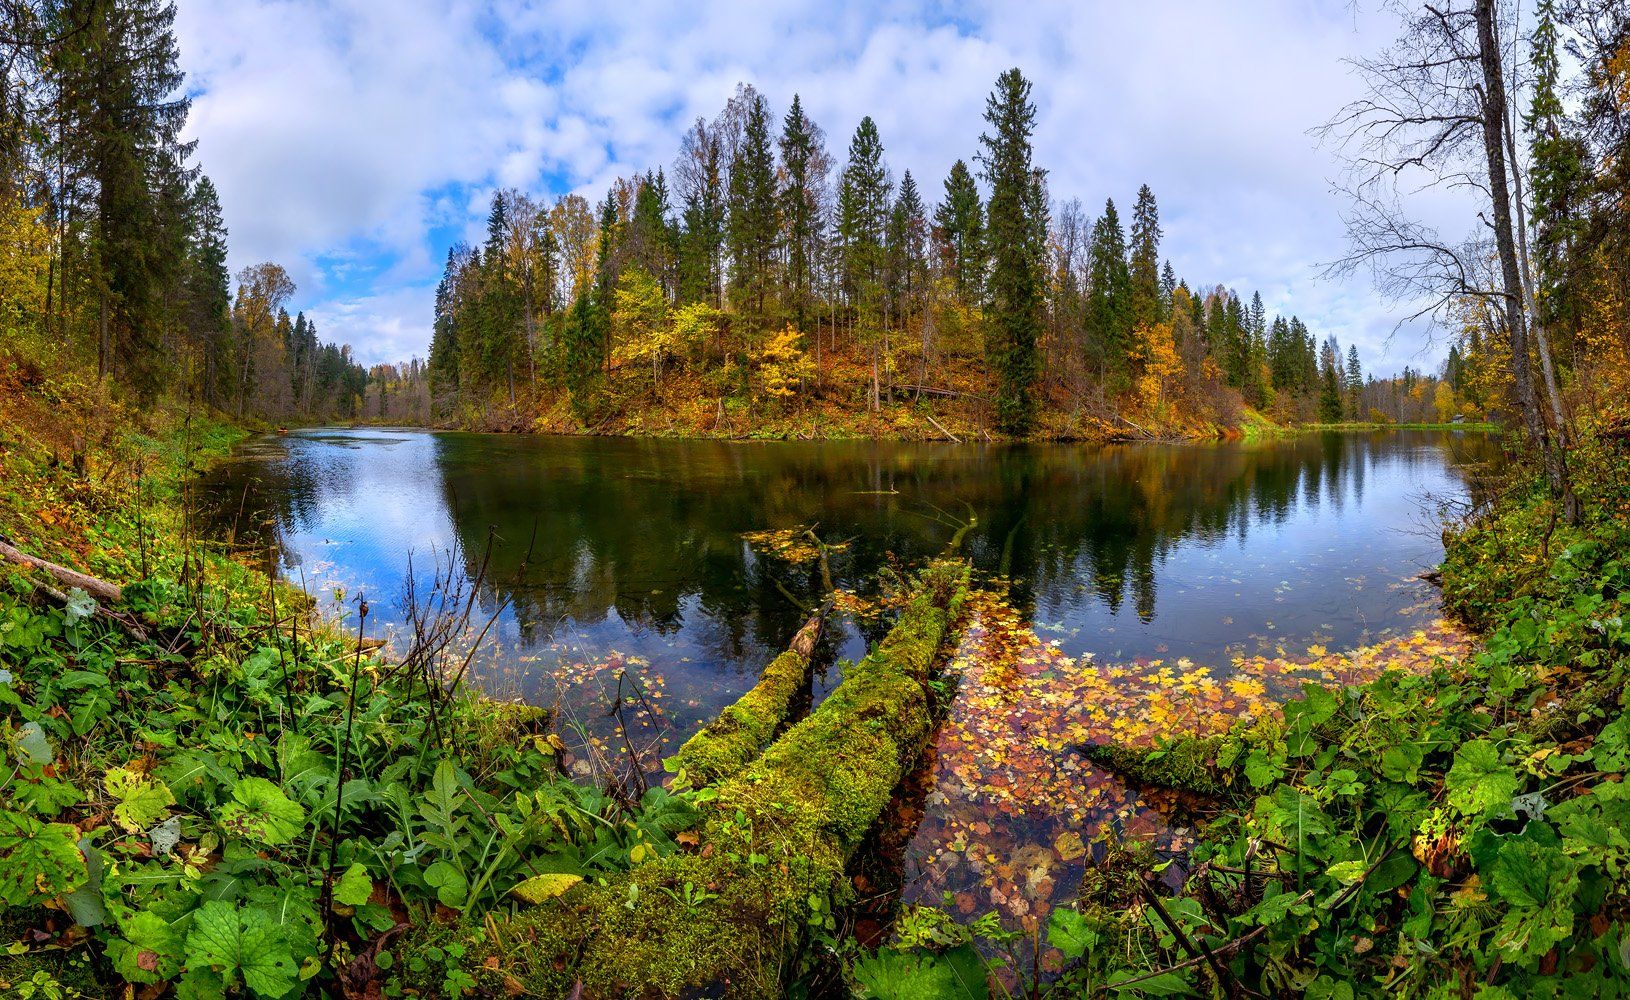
top-left (611, 266), bottom-right (672, 391)
top-left (751, 326), bottom-right (814, 401)
top-left (0, 195), bottom-right (51, 339)
top-left (1433, 381), bottom-right (1457, 422)
top-left (671, 302), bottom-right (723, 362)
top-left (1131, 321), bottom-right (1182, 421)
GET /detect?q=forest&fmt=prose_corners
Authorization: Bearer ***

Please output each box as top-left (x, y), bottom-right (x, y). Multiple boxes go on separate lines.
top-left (413, 81), bottom-right (1478, 438)
top-left (1, 0), bottom-right (1630, 999)
top-left (0, 1), bottom-right (365, 424)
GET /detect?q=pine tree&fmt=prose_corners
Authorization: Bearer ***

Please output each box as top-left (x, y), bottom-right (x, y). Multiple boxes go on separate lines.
top-left (1128, 184), bottom-right (1162, 327)
top-left (978, 68), bottom-right (1046, 435)
top-left (933, 159), bottom-right (984, 307)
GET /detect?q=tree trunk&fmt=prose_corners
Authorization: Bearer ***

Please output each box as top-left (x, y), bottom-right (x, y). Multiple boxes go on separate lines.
top-left (1474, 0), bottom-right (1572, 516)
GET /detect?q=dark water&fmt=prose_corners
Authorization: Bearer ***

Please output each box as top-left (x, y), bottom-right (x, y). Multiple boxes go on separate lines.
top-left (197, 428), bottom-right (1494, 749)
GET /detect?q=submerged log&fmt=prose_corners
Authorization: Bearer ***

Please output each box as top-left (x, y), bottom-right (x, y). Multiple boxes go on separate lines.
top-left (667, 600), bottom-right (830, 788)
top-left (478, 560), bottom-right (970, 999)
top-left (1077, 735), bottom-right (1237, 797)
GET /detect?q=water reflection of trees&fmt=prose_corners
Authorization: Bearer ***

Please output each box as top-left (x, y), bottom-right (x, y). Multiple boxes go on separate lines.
top-left (416, 430), bottom-right (1499, 655)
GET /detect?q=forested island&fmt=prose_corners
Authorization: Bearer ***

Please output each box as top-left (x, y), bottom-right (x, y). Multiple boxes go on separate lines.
top-left (3, 1), bottom-right (1630, 999)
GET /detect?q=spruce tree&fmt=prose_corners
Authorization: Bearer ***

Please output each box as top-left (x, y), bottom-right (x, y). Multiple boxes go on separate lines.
top-left (725, 90), bottom-right (779, 331)
top-left (933, 159), bottom-right (984, 307)
top-left (778, 95), bottom-right (826, 333)
top-left (184, 175), bottom-right (232, 407)
top-left (1128, 184), bottom-right (1162, 327)
top-left (837, 116), bottom-right (891, 407)
top-left (677, 120), bottom-right (725, 307)
top-left (978, 70), bottom-right (1046, 434)
top-left (885, 170), bottom-right (928, 327)
top-left (1086, 199), bottom-right (1131, 384)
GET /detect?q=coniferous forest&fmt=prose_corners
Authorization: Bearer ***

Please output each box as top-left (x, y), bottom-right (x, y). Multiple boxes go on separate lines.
top-left (4, 2), bottom-right (1630, 999)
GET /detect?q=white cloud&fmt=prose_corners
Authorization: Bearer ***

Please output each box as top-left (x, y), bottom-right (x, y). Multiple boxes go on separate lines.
top-left (178, 0), bottom-right (1475, 374)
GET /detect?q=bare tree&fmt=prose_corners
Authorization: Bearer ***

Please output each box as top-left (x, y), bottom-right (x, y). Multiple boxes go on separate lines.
top-left (1321, 0), bottom-right (1576, 521)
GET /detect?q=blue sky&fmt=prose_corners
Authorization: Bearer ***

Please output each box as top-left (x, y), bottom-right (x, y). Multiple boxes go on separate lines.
top-left (174, 0), bottom-right (1474, 375)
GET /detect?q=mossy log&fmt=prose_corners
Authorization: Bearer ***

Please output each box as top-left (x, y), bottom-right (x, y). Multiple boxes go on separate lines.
top-left (666, 601), bottom-right (829, 788)
top-left (1078, 735), bottom-right (1237, 797)
top-left (476, 561), bottom-right (970, 999)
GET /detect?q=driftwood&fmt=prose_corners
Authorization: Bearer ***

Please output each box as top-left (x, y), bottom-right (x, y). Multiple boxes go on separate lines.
top-left (0, 537), bottom-right (124, 605)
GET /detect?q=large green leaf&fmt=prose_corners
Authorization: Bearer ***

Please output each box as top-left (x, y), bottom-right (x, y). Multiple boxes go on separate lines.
top-left (852, 944), bottom-right (989, 1000)
top-left (1446, 740), bottom-right (1518, 820)
top-left (0, 808), bottom-right (87, 906)
top-left (1488, 838), bottom-right (1580, 962)
top-left (109, 910), bottom-right (185, 984)
top-left (106, 766), bottom-right (176, 833)
top-left (217, 777), bottom-right (307, 846)
top-left (184, 900), bottom-right (299, 998)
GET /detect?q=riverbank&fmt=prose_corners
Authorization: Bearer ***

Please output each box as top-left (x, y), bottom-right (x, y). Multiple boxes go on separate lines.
top-left (0, 365), bottom-right (702, 997)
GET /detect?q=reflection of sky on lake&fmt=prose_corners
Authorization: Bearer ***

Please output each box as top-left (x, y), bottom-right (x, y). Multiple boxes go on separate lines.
top-left (199, 429), bottom-right (1496, 741)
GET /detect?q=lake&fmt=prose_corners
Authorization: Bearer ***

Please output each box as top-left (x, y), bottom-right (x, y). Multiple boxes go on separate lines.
top-left (197, 427), bottom-right (1495, 941)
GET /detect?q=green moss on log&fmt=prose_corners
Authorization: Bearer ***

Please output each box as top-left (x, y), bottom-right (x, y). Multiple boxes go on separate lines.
top-left (1080, 735), bottom-right (1234, 796)
top-left (475, 561), bottom-right (969, 999)
top-left (669, 648), bottom-right (813, 787)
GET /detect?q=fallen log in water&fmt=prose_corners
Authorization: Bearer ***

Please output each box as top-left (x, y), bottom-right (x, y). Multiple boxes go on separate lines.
top-left (666, 599), bottom-right (831, 788)
top-left (476, 560), bottom-right (970, 999)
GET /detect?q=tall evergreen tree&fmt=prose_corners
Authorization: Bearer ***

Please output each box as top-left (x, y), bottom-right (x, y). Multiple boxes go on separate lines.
top-left (55, 0), bottom-right (195, 398)
top-left (837, 116), bottom-right (891, 407)
top-left (1086, 199), bottom-right (1132, 383)
top-left (1128, 184), bottom-right (1162, 328)
top-left (778, 95), bottom-right (826, 334)
top-left (675, 118), bottom-right (725, 307)
top-left (184, 174), bottom-right (231, 407)
top-left (885, 170), bottom-right (928, 328)
top-left (933, 158), bottom-right (984, 307)
top-left (725, 90), bottom-right (779, 330)
top-left (978, 68), bottom-right (1046, 435)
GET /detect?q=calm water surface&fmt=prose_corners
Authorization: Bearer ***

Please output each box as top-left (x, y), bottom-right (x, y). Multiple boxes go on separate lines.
top-left (201, 428), bottom-right (1491, 681)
